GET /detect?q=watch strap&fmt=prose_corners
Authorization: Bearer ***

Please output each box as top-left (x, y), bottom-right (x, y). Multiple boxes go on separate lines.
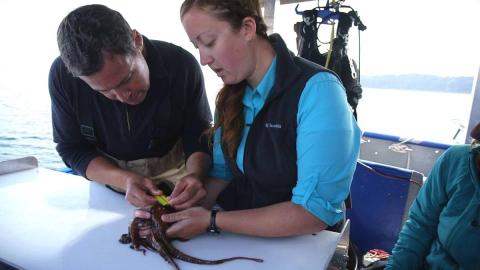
top-left (207, 208), bottom-right (220, 234)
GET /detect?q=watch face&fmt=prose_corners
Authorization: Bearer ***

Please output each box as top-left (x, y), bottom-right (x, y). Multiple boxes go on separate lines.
top-left (208, 228), bottom-right (219, 234)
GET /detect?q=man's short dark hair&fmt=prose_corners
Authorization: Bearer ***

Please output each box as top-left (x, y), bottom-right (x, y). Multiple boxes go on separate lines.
top-left (57, 4), bottom-right (136, 76)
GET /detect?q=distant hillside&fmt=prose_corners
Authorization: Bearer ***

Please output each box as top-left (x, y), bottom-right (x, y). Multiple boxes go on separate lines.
top-left (361, 74), bottom-right (473, 93)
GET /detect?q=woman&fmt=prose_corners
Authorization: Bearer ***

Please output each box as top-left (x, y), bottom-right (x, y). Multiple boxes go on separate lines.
top-left (144, 0), bottom-right (360, 239)
top-left (386, 124), bottom-right (480, 269)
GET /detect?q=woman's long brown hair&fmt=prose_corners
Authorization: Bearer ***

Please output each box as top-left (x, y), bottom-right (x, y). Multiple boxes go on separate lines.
top-left (181, 0), bottom-right (268, 160)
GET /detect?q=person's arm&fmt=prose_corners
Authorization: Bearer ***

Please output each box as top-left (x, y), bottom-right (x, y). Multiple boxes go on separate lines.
top-left (169, 152), bottom-right (211, 209)
top-left (85, 156), bottom-right (161, 207)
top-left (162, 201), bottom-right (327, 239)
top-left (201, 177), bottom-right (229, 209)
top-left (178, 47), bottom-right (212, 158)
top-left (216, 202), bottom-right (327, 236)
top-left (199, 128), bottom-right (233, 209)
top-left (178, 46), bottom-right (212, 160)
top-left (169, 125), bottom-right (231, 209)
top-left (386, 151), bottom-right (450, 269)
top-left (292, 72), bottom-right (361, 227)
top-left (168, 50), bottom-right (213, 209)
top-left (48, 57), bottom-right (99, 177)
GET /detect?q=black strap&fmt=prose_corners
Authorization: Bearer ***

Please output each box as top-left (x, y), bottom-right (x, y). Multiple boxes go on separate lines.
top-left (206, 209), bottom-right (220, 234)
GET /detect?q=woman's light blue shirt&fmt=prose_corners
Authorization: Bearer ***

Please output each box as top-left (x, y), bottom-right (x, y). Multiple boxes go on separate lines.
top-left (209, 57), bottom-right (361, 226)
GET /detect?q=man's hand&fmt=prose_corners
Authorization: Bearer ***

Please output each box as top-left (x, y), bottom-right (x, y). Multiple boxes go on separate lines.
top-left (86, 156), bottom-right (162, 207)
top-left (125, 174), bottom-right (163, 207)
top-left (161, 207), bottom-right (210, 239)
top-left (168, 173), bottom-right (206, 210)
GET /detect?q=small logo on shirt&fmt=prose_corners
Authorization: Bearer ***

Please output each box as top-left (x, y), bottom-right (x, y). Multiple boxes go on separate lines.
top-left (80, 124), bottom-right (97, 144)
top-left (265, 123), bottom-right (282, 129)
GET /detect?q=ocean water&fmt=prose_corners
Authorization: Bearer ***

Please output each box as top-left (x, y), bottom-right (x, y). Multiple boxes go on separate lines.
top-left (0, 86), bottom-right (64, 170)
top-left (357, 88), bottom-right (472, 144)
top-left (0, 86), bottom-right (472, 170)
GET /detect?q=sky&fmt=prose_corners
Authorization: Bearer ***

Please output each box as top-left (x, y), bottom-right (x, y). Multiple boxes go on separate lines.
top-left (0, 0), bottom-right (478, 150)
top-left (0, 0), bottom-right (478, 100)
top-left (272, 0), bottom-right (480, 77)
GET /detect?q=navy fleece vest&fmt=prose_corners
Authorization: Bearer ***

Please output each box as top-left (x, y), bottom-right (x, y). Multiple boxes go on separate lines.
top-left (217, 34), bottom-right (338, 211)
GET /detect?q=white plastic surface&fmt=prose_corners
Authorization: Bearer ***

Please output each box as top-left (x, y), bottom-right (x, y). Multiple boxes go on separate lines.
top-left (0, 168), bottom-right (340, 270)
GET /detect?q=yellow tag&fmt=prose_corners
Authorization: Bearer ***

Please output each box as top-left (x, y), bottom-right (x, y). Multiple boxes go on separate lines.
top-left (155, 195), bottom-right (169, 206)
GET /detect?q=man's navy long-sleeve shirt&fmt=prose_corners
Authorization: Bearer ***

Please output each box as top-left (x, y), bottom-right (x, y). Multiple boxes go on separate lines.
top-left (48, 37), bottom-right (212, 177)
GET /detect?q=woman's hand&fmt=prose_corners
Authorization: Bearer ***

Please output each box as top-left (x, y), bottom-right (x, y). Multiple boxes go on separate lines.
top-left (134, 208), bottom-right (153, 238)
top-left (161, 206), bottom-right (211, 239)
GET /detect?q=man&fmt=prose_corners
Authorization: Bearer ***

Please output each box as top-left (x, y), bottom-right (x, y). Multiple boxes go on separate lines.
top-left (48, 4), bottom-right (212, 208)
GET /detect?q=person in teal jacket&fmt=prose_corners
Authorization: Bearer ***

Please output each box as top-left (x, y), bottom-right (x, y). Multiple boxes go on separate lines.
top-left (386, 123), bottom-right (480, 269)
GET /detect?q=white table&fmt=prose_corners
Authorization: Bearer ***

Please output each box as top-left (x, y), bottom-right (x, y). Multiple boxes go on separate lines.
top-left (0, 166), bottom-right (341, 270)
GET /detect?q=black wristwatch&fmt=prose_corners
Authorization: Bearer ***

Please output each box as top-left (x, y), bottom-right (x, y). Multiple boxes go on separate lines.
top-left (207, 208), bottom-right (220, 234)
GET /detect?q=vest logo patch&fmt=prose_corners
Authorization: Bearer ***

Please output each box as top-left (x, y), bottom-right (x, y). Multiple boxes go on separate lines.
top-left (265, 123), bottom-right (282, 129)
